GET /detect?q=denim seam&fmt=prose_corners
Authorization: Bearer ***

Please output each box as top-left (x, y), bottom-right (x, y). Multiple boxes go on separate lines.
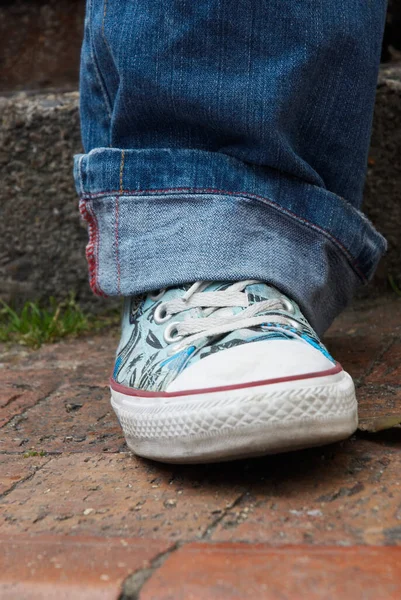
top-left (102, 0), bottom-right (114, 60)
top-left (76, 154), bottom-right (85, 196)
top-left (79, 187), bottom-right (370, 282)
top-left (88, 0), bottom-right (113, 126)
top-left (119, 150), bottom-right (125, 192)
top-left (114, 194), bottom-right (121, 294)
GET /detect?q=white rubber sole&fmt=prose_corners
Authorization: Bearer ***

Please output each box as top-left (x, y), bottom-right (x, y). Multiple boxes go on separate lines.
top-left (110, 370), bottom-right (358, 464)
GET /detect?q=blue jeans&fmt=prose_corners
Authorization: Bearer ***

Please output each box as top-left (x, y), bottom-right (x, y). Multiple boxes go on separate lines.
top-left (74, 0), bottom-right (387, 336)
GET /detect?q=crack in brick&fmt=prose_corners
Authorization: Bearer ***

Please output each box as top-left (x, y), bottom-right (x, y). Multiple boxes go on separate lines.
top-left (0, 457), bottom-right (51, 500)
top-left (0, 384), bottom-right (61, 431)
top-left (70, 384), bottom-right (110, 391)
top-left (2, 412), bottom-right (26, 432)
top-left (360, 337), bottom-right (397, 384)
top-left (96, 412), bottom-right (111, 422)
top-left (118, 542), bottom-right (180, 600)
top-left (0, 450), bottom-right (61, 456)
top-left (201, 491), bottom-right (247, 540)
top-left (316, 482), bottom-right (365, 503)
top-left (1, 393), bottom-right (23, 408)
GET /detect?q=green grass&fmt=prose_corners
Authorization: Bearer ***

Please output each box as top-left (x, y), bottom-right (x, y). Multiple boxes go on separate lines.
top-left (0, 295), bottom-right (120, 349)
top-left (23, 450), bottom-right (47, 458)
top-left (388, 274), bottom-right (401, 297)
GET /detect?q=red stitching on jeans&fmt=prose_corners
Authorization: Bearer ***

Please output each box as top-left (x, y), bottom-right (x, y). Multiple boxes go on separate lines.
top-left (81, 187), bottom-right (368, 282)
top-left (79, 199), bottom-right (106, 297)
top-left (115, 195), bottom-right (121, 294)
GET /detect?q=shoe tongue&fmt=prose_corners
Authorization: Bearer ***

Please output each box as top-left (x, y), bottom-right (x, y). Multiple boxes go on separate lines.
top-left (202, 281), bottom-right (284, 300)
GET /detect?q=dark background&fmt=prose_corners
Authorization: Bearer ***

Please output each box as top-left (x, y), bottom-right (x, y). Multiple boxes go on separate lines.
top-left (0, 0), bottom-right (400, 94)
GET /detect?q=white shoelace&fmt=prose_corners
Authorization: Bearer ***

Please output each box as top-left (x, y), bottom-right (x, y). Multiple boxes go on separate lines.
top-left (156, 280), bottom-right (304, 349)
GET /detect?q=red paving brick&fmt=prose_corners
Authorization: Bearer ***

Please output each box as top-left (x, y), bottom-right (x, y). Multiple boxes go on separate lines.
top-left (366, 339), bottom-right (401, 386)
top-left (0, 370), bottom-right (59, 429)
top-left (0, 453), bottom-right (242, 539)
top-left (357, 384), bottom-right (401, 431)
top-left (325, 297), bottom-right (401, 385)
top-left (326, 297), bottom-right (401, 337)
top-left (0, 332), bottom-right (122, 453)
top-left (0, 534), bottom-right (171, 600)
top-left (1, 384), bottom-right (123, 454)
top-left (208, 438), bottom-right (401, 545)
top-left (0, 455), bottom-right (49, 496)
top-left (0, 330), bottom-right (117, 387)
top-left (1, 439), bottom-right (401, 545)
top-left (141, 543), bottom-right (401, 600)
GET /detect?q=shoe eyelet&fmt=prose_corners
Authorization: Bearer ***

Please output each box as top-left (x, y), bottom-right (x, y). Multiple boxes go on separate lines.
top-left (280, 298), bottom-right (295, 314)
top-left (154, 303), bottom-right (172, 324)
top-left (149, 288), bottom-right (166, 302)
top-left (163, 322), bottom-right (183, 344)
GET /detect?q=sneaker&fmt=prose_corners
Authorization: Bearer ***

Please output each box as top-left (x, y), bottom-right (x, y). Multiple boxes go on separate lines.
top-left (110, 281), bottom-right (357, 463)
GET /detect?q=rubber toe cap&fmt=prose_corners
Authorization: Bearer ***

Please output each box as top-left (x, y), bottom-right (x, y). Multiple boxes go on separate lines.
top-left (166, 339), bottom-right (336, 393)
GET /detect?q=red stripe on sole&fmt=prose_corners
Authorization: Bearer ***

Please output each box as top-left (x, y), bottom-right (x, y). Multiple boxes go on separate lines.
top-left (110, 362), bottom-right (343, 398)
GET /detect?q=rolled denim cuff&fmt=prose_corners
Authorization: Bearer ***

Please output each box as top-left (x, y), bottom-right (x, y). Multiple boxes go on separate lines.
top-left (74, 147), bottom-right (386, 335)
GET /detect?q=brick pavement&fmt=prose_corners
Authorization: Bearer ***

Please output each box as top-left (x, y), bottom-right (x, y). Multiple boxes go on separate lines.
top-left (0, 295), bottom-right (401, 598)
